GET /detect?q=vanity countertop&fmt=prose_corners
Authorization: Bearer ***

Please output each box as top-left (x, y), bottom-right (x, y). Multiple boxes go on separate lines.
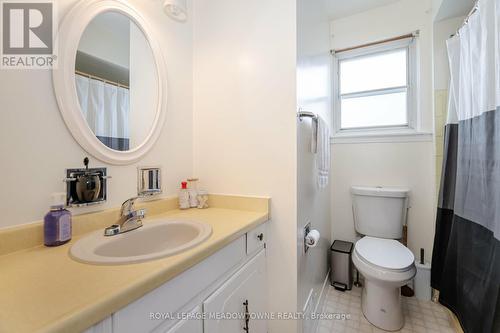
top-left (0, 195), bottom-right (269, 333)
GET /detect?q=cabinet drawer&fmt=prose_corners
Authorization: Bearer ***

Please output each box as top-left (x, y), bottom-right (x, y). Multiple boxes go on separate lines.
top-left (246, 223), bottom-right (266, 255)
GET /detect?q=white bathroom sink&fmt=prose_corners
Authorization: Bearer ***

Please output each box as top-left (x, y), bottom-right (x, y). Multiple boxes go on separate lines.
top-left (70, 219), bottom-right (212, 265)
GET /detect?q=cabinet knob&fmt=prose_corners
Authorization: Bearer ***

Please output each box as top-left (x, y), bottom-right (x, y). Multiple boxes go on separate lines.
top-left (257, 233), bottom-right (264, 241)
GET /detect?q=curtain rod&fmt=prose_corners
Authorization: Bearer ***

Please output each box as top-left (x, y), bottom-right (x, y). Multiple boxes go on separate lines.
top-left (451, 0), bottom-right (479, 37)
top-left (75, 70), bottom-right (129, 89)
top-left (330, 31), bottom-right (419, 55)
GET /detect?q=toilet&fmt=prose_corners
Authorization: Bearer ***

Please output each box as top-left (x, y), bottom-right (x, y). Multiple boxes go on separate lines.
top-left (351, 186), bottom-right (416, 331)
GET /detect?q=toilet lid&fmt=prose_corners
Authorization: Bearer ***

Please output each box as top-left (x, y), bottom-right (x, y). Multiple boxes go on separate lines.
top-left (355, 237), bottom-right (414, 270)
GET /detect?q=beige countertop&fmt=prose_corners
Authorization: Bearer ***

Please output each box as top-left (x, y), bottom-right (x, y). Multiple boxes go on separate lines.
top-left (0, 195), bottom-right (269, 333)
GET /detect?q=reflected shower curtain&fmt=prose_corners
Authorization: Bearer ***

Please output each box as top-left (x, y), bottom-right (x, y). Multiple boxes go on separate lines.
top-left (75, 74), bottom-right (130, 151)
top-left (431, 0), bottom-right (500, 332)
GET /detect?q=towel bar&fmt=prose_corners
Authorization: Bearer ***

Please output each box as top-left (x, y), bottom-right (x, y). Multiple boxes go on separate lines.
top-left (297, 109), bottom-right (319, 153)
top-left (297, 109), bottom-right (318, 121)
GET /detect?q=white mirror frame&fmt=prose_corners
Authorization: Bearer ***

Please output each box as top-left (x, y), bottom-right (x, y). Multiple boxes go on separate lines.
top-left (53, 0), bottom-right (167, 165)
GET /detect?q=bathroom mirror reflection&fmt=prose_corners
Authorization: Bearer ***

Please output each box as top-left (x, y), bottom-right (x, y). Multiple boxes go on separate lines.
top-left (75, 12), bottom-right (158, 151)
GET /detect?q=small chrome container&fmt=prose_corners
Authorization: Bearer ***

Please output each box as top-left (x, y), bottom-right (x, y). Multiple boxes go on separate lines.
top-left (137, 167), bottom-right (162, 196)
top-left (64, 157), bottom-right (110, 207)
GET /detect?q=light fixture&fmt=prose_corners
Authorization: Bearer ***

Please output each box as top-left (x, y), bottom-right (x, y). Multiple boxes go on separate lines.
top-left (163, 0), bottom-right (187, 22)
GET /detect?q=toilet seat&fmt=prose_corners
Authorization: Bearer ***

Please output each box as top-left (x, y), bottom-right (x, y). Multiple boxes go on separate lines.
top-left (355, 236), bottom-right (414, 272)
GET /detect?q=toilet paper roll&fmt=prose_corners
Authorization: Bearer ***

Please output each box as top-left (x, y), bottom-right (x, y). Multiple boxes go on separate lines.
top-left (305, 229), bottom-right (320, 248)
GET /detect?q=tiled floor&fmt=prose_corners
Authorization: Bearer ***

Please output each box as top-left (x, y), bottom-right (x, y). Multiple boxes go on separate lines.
top-left (317, 285), bottom-right (457, 333)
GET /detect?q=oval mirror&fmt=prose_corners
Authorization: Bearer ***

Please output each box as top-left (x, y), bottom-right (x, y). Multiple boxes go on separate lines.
top-left (53, 0), bottom-right (167, 165)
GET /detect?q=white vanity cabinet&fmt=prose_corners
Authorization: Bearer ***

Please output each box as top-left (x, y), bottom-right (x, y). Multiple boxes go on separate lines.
top-left (164, 306), bottom-right (203, 333)
top-left (204, 249), bottom-right (267, 333)
top-left (83, 223), bottom-right (267, 333)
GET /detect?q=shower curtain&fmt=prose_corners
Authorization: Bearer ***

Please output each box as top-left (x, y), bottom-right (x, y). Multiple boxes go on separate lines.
top-left (431, 0), bottom-right (500, 332)
top-left (76, 74), bottom-right (130, 151)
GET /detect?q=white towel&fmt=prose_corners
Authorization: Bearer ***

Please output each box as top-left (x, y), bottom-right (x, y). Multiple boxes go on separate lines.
top-left (315, 116), bottom-right (330, 189)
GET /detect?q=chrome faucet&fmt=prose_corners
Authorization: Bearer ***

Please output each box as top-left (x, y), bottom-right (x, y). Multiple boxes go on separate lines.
top-left (104, 197), bottom-right (146, 236)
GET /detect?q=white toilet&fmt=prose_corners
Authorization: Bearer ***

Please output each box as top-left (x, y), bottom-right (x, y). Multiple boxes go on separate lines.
top-left (351, 186), bottom-right (416, 331)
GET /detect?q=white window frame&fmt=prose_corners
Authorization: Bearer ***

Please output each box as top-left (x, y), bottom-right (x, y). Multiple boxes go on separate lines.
top-left (332, 37), bottom-right (429, 143)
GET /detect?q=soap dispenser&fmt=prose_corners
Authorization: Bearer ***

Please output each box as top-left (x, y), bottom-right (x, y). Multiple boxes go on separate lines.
top-left (44, 193), bottom-right (72, 246)
top-left (178, 182), bottom-right (190, 210)
top-left (187, 178), bottom-right (199, 208)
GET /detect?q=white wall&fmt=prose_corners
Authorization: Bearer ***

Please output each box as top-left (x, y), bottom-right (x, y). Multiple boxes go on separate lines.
top-left (78, 12), bottom-right (131, 68)
top-left (192, 0), bottom-right (297, 331)
top-left (433, 16), bottom-right (464, 90)
top-left (296, 0), bottom-right (332, 332)
top-left (434, 0), bottom-right (475, 22)
top-left (0, 0), bottom-right (193, 228)
top-left (329, 0), bottom-right (437, 260)
top-left (129, 22), bottom-right (158, 148)
top-left (432, 0), bottom-right (446, 20)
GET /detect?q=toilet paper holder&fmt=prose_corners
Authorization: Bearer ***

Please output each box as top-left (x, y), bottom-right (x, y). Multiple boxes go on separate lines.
top-left (304, 223), bottom-right (320, 253)
top-left (304, 223), bottom-right (311, 253)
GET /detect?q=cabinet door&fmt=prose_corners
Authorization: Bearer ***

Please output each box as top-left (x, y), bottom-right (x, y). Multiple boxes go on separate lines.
top-left (163, 306), bottom-right (203, 333)
top-left (203, 250), bottom-right (267, 333)
top-left (82, 316), bottom-right (112, 333)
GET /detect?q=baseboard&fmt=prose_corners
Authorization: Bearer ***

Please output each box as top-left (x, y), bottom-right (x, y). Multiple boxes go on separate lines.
top-left (314, 269), bottom-right (330, 314)
top-left (308, 269), bottom-right (330, 333)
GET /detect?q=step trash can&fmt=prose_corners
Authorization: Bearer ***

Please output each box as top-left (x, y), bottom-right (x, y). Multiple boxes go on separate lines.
top-left (330, 240), bottom-right (353, 291)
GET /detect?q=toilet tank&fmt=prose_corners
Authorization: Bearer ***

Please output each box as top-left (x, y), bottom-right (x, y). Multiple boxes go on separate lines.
top-left (351, 186), bottom-right (410, 239)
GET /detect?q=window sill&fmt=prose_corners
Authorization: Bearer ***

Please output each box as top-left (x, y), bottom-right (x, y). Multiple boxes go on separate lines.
top-left (331, 129), bottom-right (433, 144)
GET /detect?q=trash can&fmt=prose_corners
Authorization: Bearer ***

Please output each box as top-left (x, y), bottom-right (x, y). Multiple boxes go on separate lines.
top-left (414, 262), bottom-right (432, 300)
top-left (330, 240), bottom-right (353, 291)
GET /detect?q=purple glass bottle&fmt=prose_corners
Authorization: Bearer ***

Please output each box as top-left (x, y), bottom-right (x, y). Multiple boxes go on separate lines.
top-left (44, 193), bottom-right (72, 247)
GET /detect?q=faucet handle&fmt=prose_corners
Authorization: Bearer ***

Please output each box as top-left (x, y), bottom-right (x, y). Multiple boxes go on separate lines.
top-left (135, 208), bottom-right (147, 219)
top-left (120, 197), bottom-right (139, 216)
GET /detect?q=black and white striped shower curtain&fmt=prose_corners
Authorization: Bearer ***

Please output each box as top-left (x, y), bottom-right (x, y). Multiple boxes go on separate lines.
top-left (431, 0), bottom-right (500, 332)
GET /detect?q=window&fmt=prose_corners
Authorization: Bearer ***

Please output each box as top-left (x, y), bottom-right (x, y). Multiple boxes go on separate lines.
top-left (333, 38), bottom-right (418, 139)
